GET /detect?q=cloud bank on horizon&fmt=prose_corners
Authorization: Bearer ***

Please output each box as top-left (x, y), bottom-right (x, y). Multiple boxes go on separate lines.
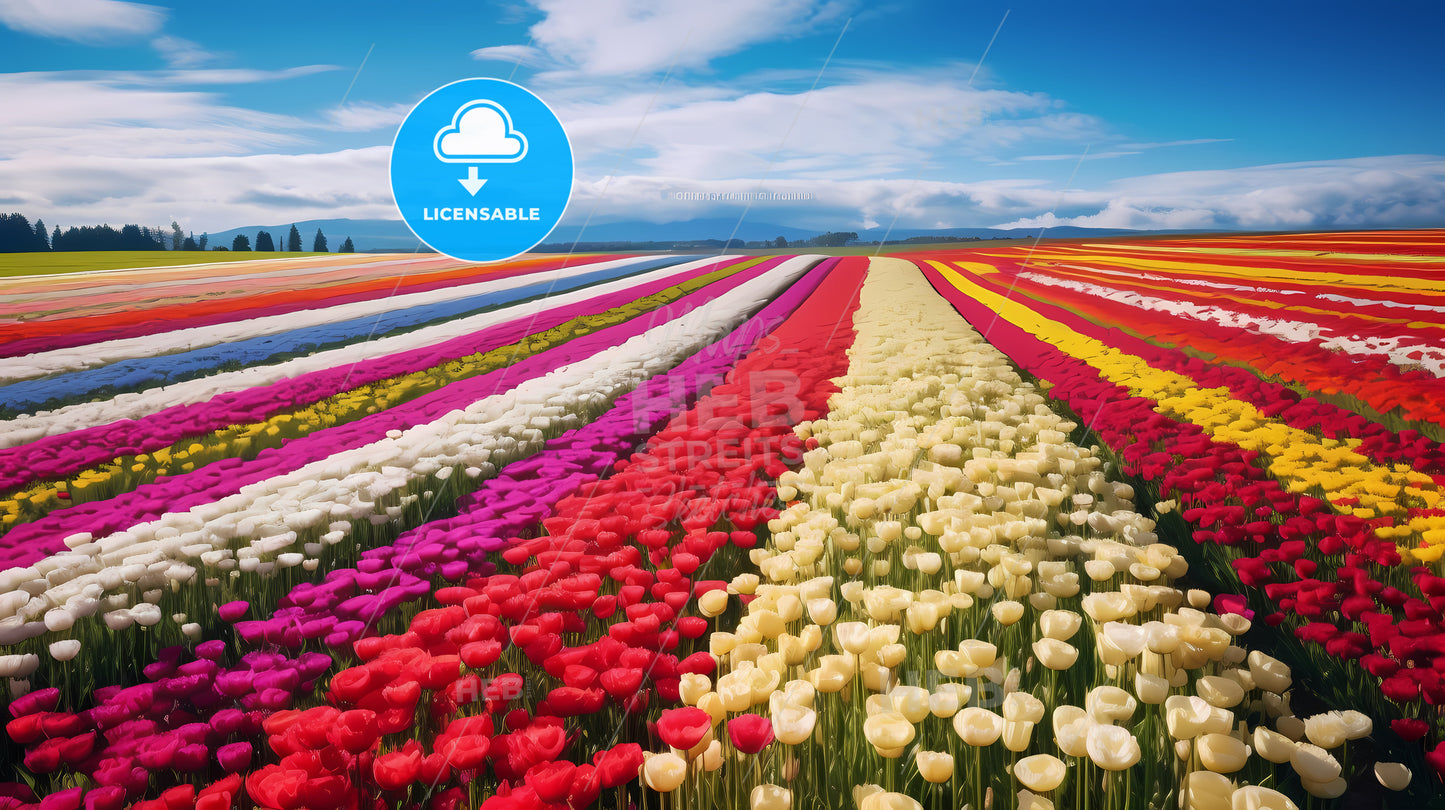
top-left (0, 0), bottom-right (1441, 236)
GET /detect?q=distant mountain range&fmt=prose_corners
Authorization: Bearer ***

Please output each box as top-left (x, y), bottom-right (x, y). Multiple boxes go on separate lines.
top-left (205, 217), bottom-right (1179, 253)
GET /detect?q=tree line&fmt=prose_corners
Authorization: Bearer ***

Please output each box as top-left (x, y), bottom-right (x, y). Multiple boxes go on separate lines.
top-left (0, 213), bottom-right (354, 254)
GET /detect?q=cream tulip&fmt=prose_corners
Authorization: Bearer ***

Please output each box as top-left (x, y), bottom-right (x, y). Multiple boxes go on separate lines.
top-left (992, 600), bottom-right (1025, 627)
top-left (642, 752), bottom-right (688, 792)
top-left (1184, 771), bottom-right (1235, 810)
top-left (1230, 786), bottom-right (1299, 810)
top-left (989, 691), bottom-right (1036, 724)
top-left (887, 686), bottom-right (932, 724)
top-left (1085, 723), bottom-right (1141, 770)
top-left (930, 683), bottom-right (970, 718)
top-left (1303, 713), bottom-right (1346, 749)
top-left (1289, 743), bottom-right (1341, 783)
top-left (1039, 609), bottom-right (1082, 641)
top-left (1014, 754), bottom-right (1066, 792)
top-left (1135, 673), bottom-right (1169, 705)
top-left (834, 622), bottom-right (871, 655)
top-left (953, 707), bottom-right (1004, 747)
top-left (916, 750), bottom-right (954, 784)
top-left (1247, 651), bottom-right (1291, 694)
top-left (1374, 762), bottom-right (1411, 791)
top-left (1299, 776), bottom-right (1346, 800)
top-left (858, 792), bottom-right (922, 810)
top-left (1085, 686), bottom-right (1136, 725)
top-left (863, 711), bottom-right (916, 750)
top-left (1252, 727), bottom-right (1294, 765)
top-left (1002, 719), bottom-right (1036, 752)
top-left (1033, 638), bottom-right (1079, 671)
top-left (958, 640), bottom-right (997, 669)
top-left (1196, 733), bottom-right (1249, 774)
top-left (1196, 675), bottom-right (1245, 709)
top-left (771, 701), bottom-right (817, 746)
top-left (751, 785), bottom-right (792, 810)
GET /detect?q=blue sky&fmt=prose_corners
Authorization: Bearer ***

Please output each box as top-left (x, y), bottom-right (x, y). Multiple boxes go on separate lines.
top-left (1, 0), bottom-right (1441, 235)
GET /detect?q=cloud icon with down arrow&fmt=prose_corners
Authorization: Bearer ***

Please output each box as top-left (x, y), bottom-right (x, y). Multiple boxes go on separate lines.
top-left (433, 100), bottom-right (528, 163)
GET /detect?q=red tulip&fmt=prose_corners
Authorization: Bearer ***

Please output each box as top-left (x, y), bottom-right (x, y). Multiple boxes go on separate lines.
top-left (592, 743), bottom-right (644, 788)
top-left (727, 713), bottom-right (774, 754)
top-left (373, 747), bottom-right (422, 790)
top-left (327, 709), bottom-right (379, 755)
top-left (1392, 717), bottom-right (1430, 742)
top-left (525, 761), bottom-right (577, 803)
top-left (655, 707), bottom-right (711, 751)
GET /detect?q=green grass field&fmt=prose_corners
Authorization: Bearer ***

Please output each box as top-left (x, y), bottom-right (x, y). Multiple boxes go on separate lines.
top-left (0, 251), bottom-right (332, 278)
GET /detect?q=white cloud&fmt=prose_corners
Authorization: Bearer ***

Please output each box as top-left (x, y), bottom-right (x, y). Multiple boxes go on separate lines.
top-left (323, 102), bottom-right (412, 132)
top-left (151, 35), bottom-right (212, 68)
top-left (1, 147), bottom-right (396, 232)
top-left (0, 72), bottom-right (309, 159)
top-left (470, 44), bottom-right (554, 69)
top-left (521, 0), bottom-right (853, 76)
top-left (545, 68), bottom-right (1104, 181)
top-left (0, 0), bottom-right (163, 41)
top-left (992, 156), bottom-right (1445, 231)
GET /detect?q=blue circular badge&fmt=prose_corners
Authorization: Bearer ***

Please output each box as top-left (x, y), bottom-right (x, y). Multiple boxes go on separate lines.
top-left (390, 78), bottom-right (573, 262)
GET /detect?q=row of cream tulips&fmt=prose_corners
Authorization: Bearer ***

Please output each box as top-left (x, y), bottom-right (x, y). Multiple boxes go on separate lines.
top-left (0, 257), bottom-right (822, 681)
top-left (642, 259), bottom-right (1407, 810)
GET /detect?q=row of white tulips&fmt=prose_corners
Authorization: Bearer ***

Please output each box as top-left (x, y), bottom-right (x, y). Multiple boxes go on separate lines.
top-left (0, 255), bottom-right (727, 447)
top-left (1018, 271), bottom-right (1445, 378)
top-left (0, 256), bottom-right (823, 682)
top-left (646, 258), bottom-right (1405, 810)
top-left (0, 255), bottom-right (662, 387)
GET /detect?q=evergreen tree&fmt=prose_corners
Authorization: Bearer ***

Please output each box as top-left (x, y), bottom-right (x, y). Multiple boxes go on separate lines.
top-left (182, 235), bottom-right (198, 251)
top-left (287, 224), bottom-right (303, 252)
top-left (255, 230), bottom-right (276, 252)
top-left (312, 228), bottom-right (328, 253)
top-left (34, 219), bottom-right (48, 250)
top-left (338, 236), bottom-right (355, 253)
top-left (171, 221), bottom-right (184, 251)
top-left (232, 234), bottom-right (251, 252)
top-left (51, 226), bottom-right (61, 251)
top-left (197, 233), bottom-right (208, 251)
top-left (0, 213), bottom-right (36, 252)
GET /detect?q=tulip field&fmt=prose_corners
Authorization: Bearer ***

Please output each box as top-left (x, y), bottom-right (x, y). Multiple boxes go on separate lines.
top-left (0, 230), bottom-right (1443, 810)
